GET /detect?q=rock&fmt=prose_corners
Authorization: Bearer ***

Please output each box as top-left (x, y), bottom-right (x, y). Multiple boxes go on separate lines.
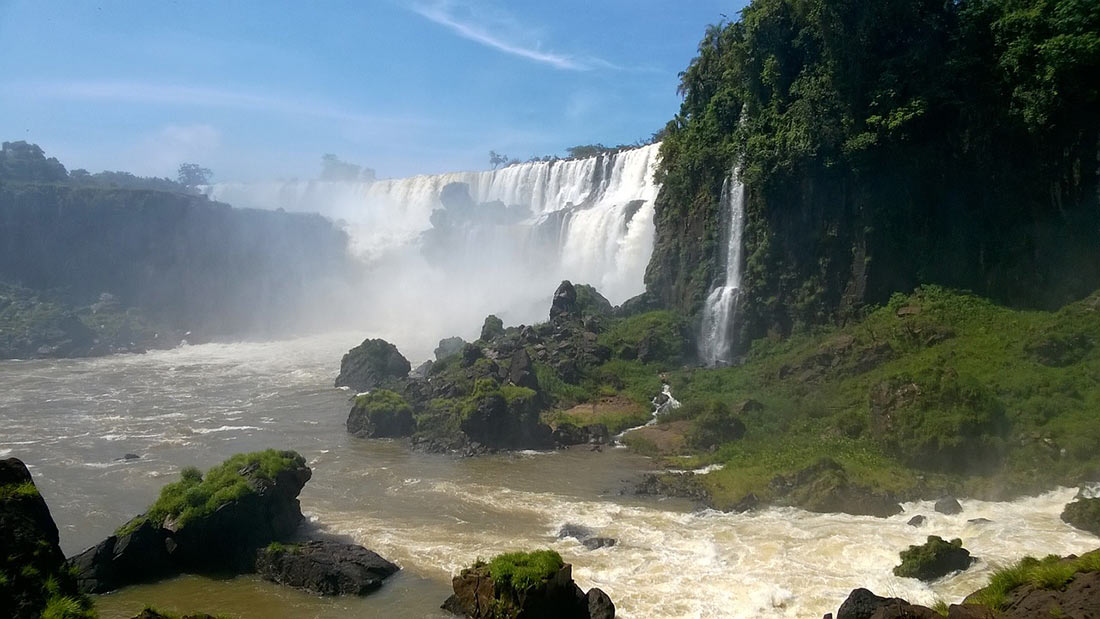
top-left (132, 608), bottom-right (219, 619)
top-left (1, 457), bottom-right (85, 617)
top-left (70, 450), bottom-right (312, 593)
top-left (557, 524), bottom-right (595, 541)
top-left (117, 453), bottom-right (141, 461)
top-left (587, 587), bottom-right (616, 619)
top-left (1061, 497), bottom-right (1100, 535)
top-left (584, 424), bottom-right (610, 445)
top-left (435, 336), bottom-right (467, 361)
top-left (459, 391), bottom-right (553, 450)
top-left (734, 399), bottom-right (765, 414)
top-left (509, 347), bottom-right (540, 392)
top-left (255, 540), bottom-right (399, 596)
top-left (994, 570), bottom-right (1100, 618)
top-left (907, 515), bottom-right (926, 527)
top-left (410, 360), bottom-right (433, 379)
top-left (346, 390), bottom-right (415, 439)
top-left (634, 472), bottom-right (712, 505)
top-left (442, 554), bottom-right (610, 618)
top-left (835, 588), bottom-right (938, 619)
top-left (550, 280), bottom-right (579, 323)
top-left (481, 315), bottom-right (505, 341)
top-left (935, 497), bottom-right (963, 515)
top-left (335, 338), bottom-right (411, 391)
top-left (582, 537), bottom-right (617, 550)
top-left (553, 423), bottom-right (588, 446)
top-left (769, 458), bottom-right (902, 517)
top-left (945, 604), bottom-right (996, 618)
top-left (893, 536), bottom-right (975, 581)
top-left (967, 518), bottom-right (993, 525)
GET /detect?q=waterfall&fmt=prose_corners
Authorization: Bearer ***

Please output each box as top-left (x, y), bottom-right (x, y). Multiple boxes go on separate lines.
top-left (698, 170), bottom-right (747, 367)
top-left (203, 145), bottom-right (661, 349)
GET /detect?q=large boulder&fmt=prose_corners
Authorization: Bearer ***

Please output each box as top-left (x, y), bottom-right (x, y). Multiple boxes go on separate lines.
top-left (346, 389), bottom-right (415, 438)
top-left (893, 536), bottom-right (975, 581)
top-left (255, 540), bottom-right (399, 596)
top-left (769, 458), bottom-right (902, 517)
top-left (935, 497), bottom-right (963, 515)
top-left (459, 389), bottom-right (553, 450)
top-left (835, 588), bottom-right (936, 619)
top-left (1, 458), bottom-right (90, 617)
top-left (550, 281), bottom-right (579, 324)
top-left (1061, 497), bottom-right (1100, 535)
top-left (335, 338), bottom-right (411, 391)
top-left (70, 450), bottom-right (312, 593)
top-left (435, 336), bottom-right (467, 361)
top-left (481, 315), bottom-right (505, 341)
top-left (442, 550), bottom-right (613, 618)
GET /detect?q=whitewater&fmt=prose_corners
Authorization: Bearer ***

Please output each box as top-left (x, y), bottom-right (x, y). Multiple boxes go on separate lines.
top-left (1, 336), bottom-right (1096, 618)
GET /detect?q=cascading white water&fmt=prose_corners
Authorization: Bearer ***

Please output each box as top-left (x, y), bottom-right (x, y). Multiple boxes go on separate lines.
top-left (698, 170), bottom-right (746, 367)
top-left (204, 145), bottom-right (661, 349)
top-left (205, 145), bottom-right (659, 299)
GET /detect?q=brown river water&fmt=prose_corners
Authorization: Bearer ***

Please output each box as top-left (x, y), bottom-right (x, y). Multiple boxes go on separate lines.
top-left (1, 333), bottom-right (1096, 618)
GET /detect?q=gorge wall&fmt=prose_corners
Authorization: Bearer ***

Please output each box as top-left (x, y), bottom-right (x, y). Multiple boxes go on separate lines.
top-left (645, 0), bottom-right (1100, 352)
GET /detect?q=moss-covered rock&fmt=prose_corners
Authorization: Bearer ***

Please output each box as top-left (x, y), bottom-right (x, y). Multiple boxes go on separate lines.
top-left (69, 450), bottom-right (311, 593)
top-left (685, 400), bottom-right (747, 449)
top-left (0, 458), bottom-right (95, 619)
top-left (334, 338), bottom-right (411, 392)
top-left (442, 550), bottom-right (614, 618)
top-left (893, 536), bottom-right (975, 581)
top-left (255, 540), bottom-right (398, 596)
top-left (480, 315), bottom-right (505, 341)
top-left (347, 390), bottom-right (415, 438)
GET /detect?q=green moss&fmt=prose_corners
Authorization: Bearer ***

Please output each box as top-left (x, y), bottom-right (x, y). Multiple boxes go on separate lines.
top-left (487, 550), bottom-right (564, 591)
top-left (0, 481), bottom-right (40, 500)
top-left (119, 450), bottom-right (304, 534)
top-left (893, 536), bottom-right (971, 580)
top-left (354, 389), bottom-right (411, 415)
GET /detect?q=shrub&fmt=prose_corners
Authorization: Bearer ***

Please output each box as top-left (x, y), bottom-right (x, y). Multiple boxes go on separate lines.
top-left (598, 311), bottom-right (688, 364)
top-left (487, 550), bottom-right (565, 591)
top-left (687, 400), bottom-right (747, 449)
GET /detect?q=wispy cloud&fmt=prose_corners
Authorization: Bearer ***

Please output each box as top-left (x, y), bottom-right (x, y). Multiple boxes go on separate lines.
top-left (7, 80), bottom-right (434, 128)
top-left (411, 1), bottom-right (607, 71)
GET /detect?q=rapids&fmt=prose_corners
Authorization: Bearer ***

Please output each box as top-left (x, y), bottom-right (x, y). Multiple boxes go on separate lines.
top-left (1, 336), bottom-right (1097, 618)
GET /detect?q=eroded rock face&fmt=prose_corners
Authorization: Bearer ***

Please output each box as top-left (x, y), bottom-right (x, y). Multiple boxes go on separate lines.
top-left (255, 540), bottom-right (399, 596)
top-left (1061, 497), bottom-right (1100, 535)
top-left (0, 458), bottom-right (79, 617)
top-left (935, 497), bottom-right (963, 515)
top-left (442, 562), bottom-right (613, 618)
top-left (334, 338), bottom-right (411, 391)
top-left (69, 452), bottom-right (312, 593)
top-left (836, 588), bottom-right (934, 619)
top-left (770, 458), bottom-right (902, 518)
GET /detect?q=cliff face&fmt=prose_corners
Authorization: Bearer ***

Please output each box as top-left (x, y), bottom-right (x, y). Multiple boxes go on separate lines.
top-left (0, 183), bottom-right (352, 339)
top-left (644, 0), bottom-right (1100, 351)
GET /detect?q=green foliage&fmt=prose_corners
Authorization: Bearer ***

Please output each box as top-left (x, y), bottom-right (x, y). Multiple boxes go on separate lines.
top-left (651, 0), bottom-right (1100, 336)
top-left (354, 389), bottom-right (412, 417)
top-left (0, 481), bottom-right (39, 500)
top-left (122, 450), bottom-right (304, 533)
top-left (41, 594), bottom-right (96, 619)
top-left (686, 400), bottom-right (746, 449)
top-left (972, 552), bottom-right (1100, 609)
top-left (598, 311), bottom-right (689, 365)
top-left (533, 362), bottom-right (590, 406)
top-left (487, 550), bottom-right (564, 592)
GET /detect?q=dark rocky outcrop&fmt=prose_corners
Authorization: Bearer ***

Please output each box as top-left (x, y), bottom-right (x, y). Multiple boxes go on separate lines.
top-left (550, 281), bottom-right (579, 325)
top-left (346, 390), bottom-right (415, 438)
top-left (634, 472), bottom-right (712, 505)
top-left (1061, 497), bottom-right (1100, 536)
top-left (255, 540), bottom-right (399, 596)
top-left (893, 536), bottom-right (975, 581)
top-left (907, 515), bottom-right (926, 527)
top-left (552, 423), bottom-right (611, 447)
top-left (481, 315), bottom-right (505, 341)
top-left (835, 588), bottom-right (935, 619)
top-left (0, 457), bottom-right (89, 618)
top-left (442, 555), bottom-right (613, 618)
top-left (769, 458), bottom-right (902, 517)
top-left (435, 336), bottom-right (467, 361)
top-left (334, 338), bottom-right (411, 391)
top-left (131, 608), bottom-right (219, 619)
top-left (69, 450), bottom-right (312, 593)
top-left (935, 497), bottom-right (963, 515)
top-left (557, 524), bottom-right (617, 550)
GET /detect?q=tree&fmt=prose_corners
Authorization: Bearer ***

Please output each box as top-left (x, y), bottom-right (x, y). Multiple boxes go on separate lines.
top-left (488, 151), bottom-right (509, 169)
top-left (177, 163), bottom-right (212, 187)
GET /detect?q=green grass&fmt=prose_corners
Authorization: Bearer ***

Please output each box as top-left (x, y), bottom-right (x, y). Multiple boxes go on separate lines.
top-left (634, 286), bottom-right (1100, 503)
top-left (41, 594), bottom-right (96, 619)
top-left (971, 552), bottom-right (1100, 610)
top-left (0, 480), bottom-right (40, 500)
top-left (597, 310), bottom-right (689, 365)
top-left (118, 450), bottom-right (304, 534)
top-left (353, 389), bottom-right (411, 416)
top-left (487, 550), bottom-right (565, 591)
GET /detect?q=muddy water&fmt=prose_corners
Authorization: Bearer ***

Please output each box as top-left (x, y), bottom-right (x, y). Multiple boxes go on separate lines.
top-left (1, 334), bottom-right (1096, 618)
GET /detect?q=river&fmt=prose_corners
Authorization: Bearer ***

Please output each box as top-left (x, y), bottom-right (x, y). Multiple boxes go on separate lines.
top-left (1, 334), bottom-right (1095, 618)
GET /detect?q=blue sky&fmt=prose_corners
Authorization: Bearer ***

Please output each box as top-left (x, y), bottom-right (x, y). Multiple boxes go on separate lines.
top-left (0, 1), bottom-right (743, 181)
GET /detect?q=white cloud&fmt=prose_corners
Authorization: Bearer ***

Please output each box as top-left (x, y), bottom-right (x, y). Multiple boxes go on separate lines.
top-left (411, 0), bottom-right (608, 71)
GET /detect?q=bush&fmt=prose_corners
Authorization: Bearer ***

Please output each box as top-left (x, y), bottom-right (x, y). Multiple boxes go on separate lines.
top-left (487, 550), bottom-right (564, 591)
top-left (893, 536), bottom-right (974, 581)
top-left (598, 311), bottom-right (688, 364)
